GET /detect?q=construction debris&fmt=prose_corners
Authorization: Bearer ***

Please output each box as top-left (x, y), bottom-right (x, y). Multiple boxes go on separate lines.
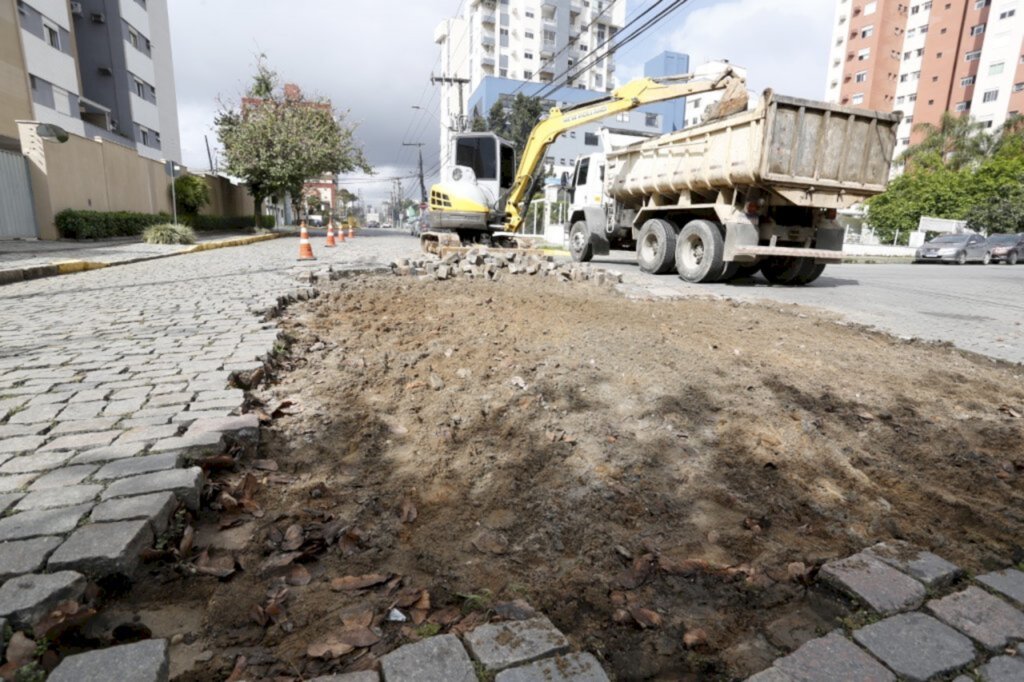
top-left (390, 247), bottom-right (624, 286)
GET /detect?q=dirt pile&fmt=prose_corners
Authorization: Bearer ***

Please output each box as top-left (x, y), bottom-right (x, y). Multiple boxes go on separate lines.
top-left (114, 274), bottom-right (1024, 680)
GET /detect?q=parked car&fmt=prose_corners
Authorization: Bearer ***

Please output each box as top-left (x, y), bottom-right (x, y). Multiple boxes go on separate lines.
top-left (914, 233), bottom-right (990, 264)
top-left (983, 233), bottom-right (1024, 265)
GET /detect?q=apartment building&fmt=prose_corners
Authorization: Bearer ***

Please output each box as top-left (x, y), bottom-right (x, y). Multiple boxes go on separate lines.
top-left (8, 0), bottom-right (180, 161)
top-left (826, 0), bottom-right (1024, 156)
top-left (434, 0), bottom-right (626, 168)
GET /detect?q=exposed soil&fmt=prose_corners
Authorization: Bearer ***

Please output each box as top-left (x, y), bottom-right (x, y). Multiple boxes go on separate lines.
top-left (110, 274), bottom-right (1024, 680)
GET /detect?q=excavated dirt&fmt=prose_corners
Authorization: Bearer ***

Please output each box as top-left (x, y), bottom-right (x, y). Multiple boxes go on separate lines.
top-left (112, 273), bottom-right (1024, 681)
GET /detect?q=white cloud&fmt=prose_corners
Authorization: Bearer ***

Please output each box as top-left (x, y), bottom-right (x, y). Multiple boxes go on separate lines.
top-left (618, 0), bottom-right (834, 100)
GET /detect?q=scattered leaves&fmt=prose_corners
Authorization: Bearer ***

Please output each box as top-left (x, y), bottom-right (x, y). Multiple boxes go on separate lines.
top-left (331, 574), bottom-right (391, 591)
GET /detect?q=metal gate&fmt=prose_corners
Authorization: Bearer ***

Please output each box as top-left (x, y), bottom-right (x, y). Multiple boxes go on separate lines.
top-left (0, 150), bottom-right (36, 239)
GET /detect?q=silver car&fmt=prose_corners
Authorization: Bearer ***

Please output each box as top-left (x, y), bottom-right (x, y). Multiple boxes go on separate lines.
top-left (914, 233), bottom-right (991, 264)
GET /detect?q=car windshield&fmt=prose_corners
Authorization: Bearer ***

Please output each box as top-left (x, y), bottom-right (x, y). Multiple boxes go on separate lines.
top-left (986, 234), bottom-right (1019, 245)
top-left (929, 235), bottom-right (969, 244)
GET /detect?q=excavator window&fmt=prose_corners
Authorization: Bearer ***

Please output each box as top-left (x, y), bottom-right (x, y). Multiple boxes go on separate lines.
top-left (500, 143), bottom-right (515, 189)
top-left (455, 137), bottom-right (497, 180)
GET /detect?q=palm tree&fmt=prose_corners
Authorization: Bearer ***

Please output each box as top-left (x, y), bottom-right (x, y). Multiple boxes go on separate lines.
top-left (898, 112), bottom-right (993, 170)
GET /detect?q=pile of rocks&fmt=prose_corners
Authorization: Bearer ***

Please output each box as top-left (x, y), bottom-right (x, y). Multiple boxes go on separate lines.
top-left (390, 248), bottom-right (624, 286)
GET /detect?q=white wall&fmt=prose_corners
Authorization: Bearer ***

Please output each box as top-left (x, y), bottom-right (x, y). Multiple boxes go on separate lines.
top-left (28, 0), bottom-right (71, 29)
top-left (118, 0), bottom-right (151, 37)
top-left (147, 0), bottom-right (181, 162)
top-left (21, 29), bottom-right (79, 93)
top-left (970, 1), bottom-right (1024, 131)
top-left (824, 0), bottom-right (852, 102)
top-left (130, 92), bottom-right (159, 130)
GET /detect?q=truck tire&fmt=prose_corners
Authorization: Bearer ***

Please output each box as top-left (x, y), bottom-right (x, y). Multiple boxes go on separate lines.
top-left (636, 219), bottom-right (677, 274)
top-left (569, 221), bottom-right (593, 262)
top-left (716, 262), bottom-right (740, 282)
top-left (676, 220), bottom-right (725, 283)
top-left (734, 263), bottom-right (761, 279)
top-left (760, 257), bottom-right (806, 285)
top-left (791, 262), bottom-right (827, 285)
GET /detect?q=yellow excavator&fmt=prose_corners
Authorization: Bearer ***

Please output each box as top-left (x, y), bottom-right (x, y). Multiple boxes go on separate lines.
top-left (423, 68), bottom-right (748, 251)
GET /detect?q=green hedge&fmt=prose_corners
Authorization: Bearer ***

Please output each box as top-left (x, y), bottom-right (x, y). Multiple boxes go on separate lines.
top-left (55, 209), bottom-right (274, 239)
top-left (55, 210), bottom-right (171, 239)
top-left (183, 214), bottom-right (275, 230)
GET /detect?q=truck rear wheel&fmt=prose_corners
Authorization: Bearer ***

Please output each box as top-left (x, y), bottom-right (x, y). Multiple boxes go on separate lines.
top-left (792, 262), bottom-right (827, 285)
top-left (676, 220), bottom-right (725, 283)
top-left (569, 221), bottom-right (593, 262)
top-left (637, 219), bottom-right (677, 274)
top-left (760, 257), bottom-right (806, 285)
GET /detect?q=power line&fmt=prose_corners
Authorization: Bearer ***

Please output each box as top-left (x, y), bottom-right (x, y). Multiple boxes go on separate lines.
top-left (533, 0), bottom-right (690, 102)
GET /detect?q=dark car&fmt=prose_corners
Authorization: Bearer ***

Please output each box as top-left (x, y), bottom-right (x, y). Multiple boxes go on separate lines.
top-left (914, 233), bottom-right (990, 264)
top-left (983, 233), bottom-right (1024, 265)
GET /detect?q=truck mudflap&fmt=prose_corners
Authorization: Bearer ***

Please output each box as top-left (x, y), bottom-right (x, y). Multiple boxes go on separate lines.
top-left (731, 245), bottom-right (844, 263)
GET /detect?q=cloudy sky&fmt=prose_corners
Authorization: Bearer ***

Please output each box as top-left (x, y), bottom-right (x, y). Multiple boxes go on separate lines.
top-left (168, 0), bottom-right (834, 205)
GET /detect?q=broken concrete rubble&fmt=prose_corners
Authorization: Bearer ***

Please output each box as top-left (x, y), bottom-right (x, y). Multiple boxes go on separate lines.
top-left (390, 248), bottom-right (623, 286)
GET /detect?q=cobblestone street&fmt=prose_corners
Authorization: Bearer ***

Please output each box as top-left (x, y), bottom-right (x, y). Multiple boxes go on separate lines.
top-left (0, 230), bottom-right (421, 673)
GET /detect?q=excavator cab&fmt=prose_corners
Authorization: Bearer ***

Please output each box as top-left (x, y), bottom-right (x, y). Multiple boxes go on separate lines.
top-left (428, 133), bottom-right (516, 235)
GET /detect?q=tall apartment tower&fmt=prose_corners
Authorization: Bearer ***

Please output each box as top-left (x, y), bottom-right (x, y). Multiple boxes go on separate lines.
top-left (433, 0), bottom-right (626, 162)
top-left (826, 0), bottom-right (1024, 157)
top-left (72, 0), bottom-right (181, 162)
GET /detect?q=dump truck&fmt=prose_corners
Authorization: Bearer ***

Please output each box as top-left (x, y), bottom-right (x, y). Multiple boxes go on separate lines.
top-left (565, 91), bottom-right (901, 284)
top-left (426, 67), bottom-right (900, 285)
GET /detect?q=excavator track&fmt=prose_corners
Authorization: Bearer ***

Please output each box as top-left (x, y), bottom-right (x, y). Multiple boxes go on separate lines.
top-left (420, 230), bottom-right (543, 256)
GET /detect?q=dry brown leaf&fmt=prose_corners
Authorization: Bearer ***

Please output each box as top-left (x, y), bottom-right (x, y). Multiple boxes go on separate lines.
top-left (195, 551), bottom-right (236, 579)
top-left (178, 525), bottom-right (194, 558)
top-left (410, 608), bottom-right (428, 625)
top-left (331, 574), bottom-right (391, 591)
top-left (471, 529), bottom-right (509, 555)
top-left (683, 628), bottom-right (708, 649)
top-left (5, 632), bottom-right (35, 668)
top-left (335, 626), bottom-right (381, 648)
top-left (629, 607), bottom-right (663, 629)
top-left (281, 524), bottom-right (304, 552)
top-left (307, 638), bottom-right (355, 659)
top-left (340, 608), bottom-right (375, 628)
top-left (199, 455), bottom-right (235, 470)
top-left (217, 491), bottom-right (239, 512)
top-left (225, 655), bottom-right (248, 682)
top-left (287, 564), bottom-right (312, 586)
top-left (253, 459), bottom-right (279, 471)
top-left (258, 551), bottom-right (302, 576)
top-left (428, 606), bottom-right (462, 626)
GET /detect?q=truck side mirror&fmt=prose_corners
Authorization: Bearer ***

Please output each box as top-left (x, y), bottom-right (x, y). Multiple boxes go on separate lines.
top-left (560, 171), bottom-right (569, 188)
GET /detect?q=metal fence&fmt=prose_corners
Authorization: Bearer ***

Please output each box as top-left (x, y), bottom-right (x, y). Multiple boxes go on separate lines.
top-left (0, 150), bottom-right (36, 239)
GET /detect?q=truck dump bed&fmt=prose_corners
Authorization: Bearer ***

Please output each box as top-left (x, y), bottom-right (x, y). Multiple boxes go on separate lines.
top-left (606, 92), bottom-right (901, 208)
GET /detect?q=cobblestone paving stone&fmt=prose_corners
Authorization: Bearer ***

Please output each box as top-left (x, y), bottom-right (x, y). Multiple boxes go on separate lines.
top-left (0, 232), bottom-right (419, 665)
top-left (746, 546), bottom-right (1024, 681)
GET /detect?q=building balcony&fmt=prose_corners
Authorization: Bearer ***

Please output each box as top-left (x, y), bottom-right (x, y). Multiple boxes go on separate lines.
top-left (541, 41), bottom-right (555, 57)
top-left (480, 9), bottom-right (495, 24)
top-left (481, 54), bottom-right (495, 66)
top-left (543, 18), bottom-right (557, 31)
top-left (481, 32), bottom-right (495, 46)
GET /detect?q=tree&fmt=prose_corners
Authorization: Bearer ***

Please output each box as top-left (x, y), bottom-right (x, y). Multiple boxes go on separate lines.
top-left (173, 175), bottom-right (210, 216)
top-left (866, 162), bottom-right (972, 242)
top-left (966, 184), bottom-right (1024, 233)
top-left (506, 93), bottom-right (544, 160)
top-left (487, 100), bottom-right (508, 138)
top-left (216, 57), bottom-right (372, 227)
top-left (898, 112), bottom-right (993, 171)
top-left (470, 106), bottom-right (487, 132)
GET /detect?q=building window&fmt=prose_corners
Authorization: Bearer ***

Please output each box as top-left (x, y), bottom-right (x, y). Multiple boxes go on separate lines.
top-left (955, 101), bottom-right (970, 111)
top-left (971, 23), bottom-right (986, 35)
top-left (524, 52), bottom-right (533, 59)
top-left (140, 128), bottom-right (149, 146)
top-left (975, 0), bottom-right (990, 7)
top-left (855, 70), bottom-right (868, 82)
top-left (500, 68), bottom-right (507, 77)
top-left (982, 89), bottom-right (999, 102)
top-left (1014, 82), bottom-right (1024, 92)
top-left (1000, 9), bottom-right (1016, 19)
top-left (134, 78), bottom-right (145, 97)
top-left (909, 93), bottom-right (917, 102)
top-left (525, 31), bottom-right (534, 39)
top-left (523, 70), bottom-right (532, 79)
top-left (966, 51), bottom-right (981, 61)
top-left (990, 61), bottom-right (1005, 75)
top-left (52, 85), bottom-right (69, 116)
top-left (43, 21), bottom-right (60, 50)
top-left (525, 10), bottom-right (534, 17)
top-left (861, 25), bottom-right (874, 38)
top-left (919, 24), bottom-right (928, 33)
top-left (962, 75), bottom-right (976, 86)
top-left (645, 113), bottom-right (658, 127)
top-left (852, 93), bottom-right (864, 105)
top-left (615, 112), bottom-right (630, 122)
top-left (128, 28), bottom-right (139, 49)
top-left (896, 95), bottom-right (906, 104)
top-left (584, 133), bottom-right (598, 146)
top-left (900, 73), bottom-right (908, 82)
top-left (905, 115), bottom-right (913, 123)
top-left (858, 47), bottom-right (871, 60)
top-left (864, 1), bottom-right (877, 14)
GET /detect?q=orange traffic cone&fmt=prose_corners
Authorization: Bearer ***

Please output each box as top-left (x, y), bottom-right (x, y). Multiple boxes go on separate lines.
top-left (325, 222), bottom-right (336, 247)
top-left (348, 225), bottom-right (355, 240)
top-left (337, 225), bottom-right (345, 243)
top-left (297, 223), bottom-right (316, 260)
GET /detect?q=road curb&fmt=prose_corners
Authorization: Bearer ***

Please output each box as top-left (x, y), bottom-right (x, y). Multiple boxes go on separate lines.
top-left (0, 232), bottom-right (286, 288)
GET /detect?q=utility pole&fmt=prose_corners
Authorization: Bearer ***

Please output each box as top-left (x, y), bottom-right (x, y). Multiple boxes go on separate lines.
top-left (402, 143), bottom-right (427, 203)
top-left (431, 75), bottom-right (470, 132)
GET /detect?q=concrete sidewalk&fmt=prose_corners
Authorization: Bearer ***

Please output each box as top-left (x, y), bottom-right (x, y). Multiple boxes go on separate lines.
top-left (0, 230), bottom-right (285, 285)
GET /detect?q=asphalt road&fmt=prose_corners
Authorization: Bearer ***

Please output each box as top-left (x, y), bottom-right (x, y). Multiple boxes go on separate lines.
top-left (598, 251), bottom-right (1024, 364)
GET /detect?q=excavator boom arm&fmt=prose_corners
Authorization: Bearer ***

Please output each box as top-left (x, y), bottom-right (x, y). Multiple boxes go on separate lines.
top-left (502, 69), bottom-right (747, 233)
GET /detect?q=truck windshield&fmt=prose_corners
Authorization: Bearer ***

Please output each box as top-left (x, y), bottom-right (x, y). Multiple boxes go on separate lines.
top-left (456, 137), bottom-right (497, 180)
top-left (576, 157), bottom-right (590, 186)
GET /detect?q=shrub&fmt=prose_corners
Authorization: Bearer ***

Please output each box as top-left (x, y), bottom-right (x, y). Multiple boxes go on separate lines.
top-left (142, 223), bottom-right (196, 245)
top-left (173, 175), bottom-right (211, 215)
top-left (55, 209), bottom-right (171, 239)
top-left (181, 214), bottom-right (276, 231)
